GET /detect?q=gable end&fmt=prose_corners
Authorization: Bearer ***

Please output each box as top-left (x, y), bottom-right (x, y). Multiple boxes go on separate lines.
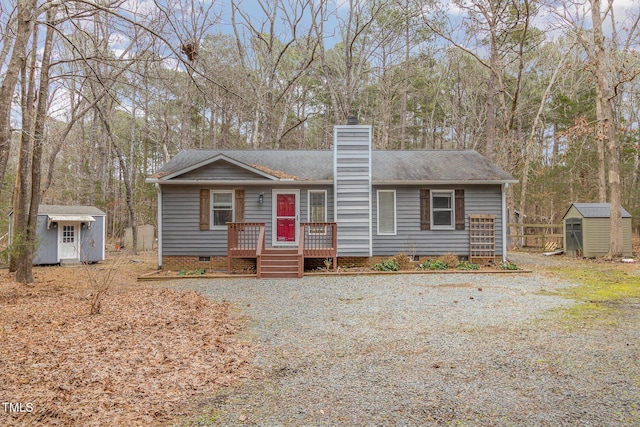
top-left (173, 158), bottom-right (278, 181)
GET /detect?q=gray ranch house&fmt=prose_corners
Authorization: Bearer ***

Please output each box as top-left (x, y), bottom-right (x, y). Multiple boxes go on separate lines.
top-left (147, 124), bottom-right (517, 278)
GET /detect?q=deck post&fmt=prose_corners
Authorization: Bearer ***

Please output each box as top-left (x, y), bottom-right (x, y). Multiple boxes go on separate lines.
top-left (297, 223), bottom-right (305, 278)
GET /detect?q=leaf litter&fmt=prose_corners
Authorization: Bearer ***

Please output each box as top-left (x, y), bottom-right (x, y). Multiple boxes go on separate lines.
top-left (0, 254), bottom-right (254, 426)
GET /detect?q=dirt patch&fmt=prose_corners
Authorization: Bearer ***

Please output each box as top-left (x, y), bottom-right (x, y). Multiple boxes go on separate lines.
top-left (0, 251), bottom-right (254, 426)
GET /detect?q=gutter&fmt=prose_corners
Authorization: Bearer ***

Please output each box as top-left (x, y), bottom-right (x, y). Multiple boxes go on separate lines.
top-left (146, 178), bottom-right (518, 186)
top-left (146, 179), bottom-right (334, 186)
top-left (373, 179), bottom-right (519, 186)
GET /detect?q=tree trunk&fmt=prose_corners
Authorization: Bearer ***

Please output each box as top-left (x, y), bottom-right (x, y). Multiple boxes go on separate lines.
top-left (96, 106), bottom-right (137, 256)
top-left (0, 0), bottom-right (36, 201)
top-left (16, 8), bottom-right (54, 283)
top-left (10, 24), bottom-right (38, 273)
top-left (485, 46), bottom-right (498, 162)
top-left (129, 85), bottom-right (138, 255)
top-left (590, 0), bottom-right (623, 258)
top-left (400, 1), bottom-right (410, 150)
top-left (518, 54), bottom-right (565, 231)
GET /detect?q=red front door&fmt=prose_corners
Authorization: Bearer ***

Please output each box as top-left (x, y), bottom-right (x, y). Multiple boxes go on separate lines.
top-left (276, 193), bottom-right (296, 242)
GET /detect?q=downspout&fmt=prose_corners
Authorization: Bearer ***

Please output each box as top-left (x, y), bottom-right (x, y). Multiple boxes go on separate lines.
top-left (368, 129), bottom-right (373, 257)
top-left (502, 183), bottom-right (508, 262)
top-left (155, 183), bottom-right (162, 269)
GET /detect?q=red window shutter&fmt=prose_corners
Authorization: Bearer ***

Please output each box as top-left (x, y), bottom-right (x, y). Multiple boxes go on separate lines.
top-left (455, 189), bottom-right (465, 230)
top-left (199, 189), bottom-right (210, 230)
top-left (235, 189), bottom-right (245, 222)
top-left (420, 189), bottom-right (430, 230)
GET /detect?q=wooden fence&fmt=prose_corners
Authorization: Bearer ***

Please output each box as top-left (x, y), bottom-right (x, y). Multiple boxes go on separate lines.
top-left (507, 223), bottom-right (563, 250)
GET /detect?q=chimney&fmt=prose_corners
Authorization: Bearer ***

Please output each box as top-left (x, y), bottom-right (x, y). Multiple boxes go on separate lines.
top-left (333, 121), bottom-right (372, 257)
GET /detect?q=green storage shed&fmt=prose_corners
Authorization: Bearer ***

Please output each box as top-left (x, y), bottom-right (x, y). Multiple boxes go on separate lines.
top-left (563, 203), bottom-right (633, 257)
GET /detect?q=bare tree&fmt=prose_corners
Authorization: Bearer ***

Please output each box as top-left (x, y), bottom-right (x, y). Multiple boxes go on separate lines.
top-left (518, 45), bottom-right (571, 232)
top-left (0, 0), bottom-right (36, 201)
top-left (553, 0), bottom-right (640, 257)
top-left (314, 0), bottom-right (391, 124)
top-left (15, 6), bottom-right (54, 283)
top-left (230, 0), bottom-right (322, 148)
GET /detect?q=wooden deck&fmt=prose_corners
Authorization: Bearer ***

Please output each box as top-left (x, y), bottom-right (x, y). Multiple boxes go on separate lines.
top-left (227, 222), bottom-right (337, 278)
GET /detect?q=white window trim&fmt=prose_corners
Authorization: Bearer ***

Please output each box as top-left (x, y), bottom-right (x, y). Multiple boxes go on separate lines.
top-left (308, 190), bottom-right (328, 235)
top-left (210, 190), bottom-right (235, 230)
top-left (431, 190), bottom-right (455, 230)
top-left (377, 189), bottom-right (396, 235)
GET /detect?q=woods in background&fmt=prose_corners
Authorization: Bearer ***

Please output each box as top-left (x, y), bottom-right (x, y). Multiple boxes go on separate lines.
top-left (0, 0), bottom-right (638, 282)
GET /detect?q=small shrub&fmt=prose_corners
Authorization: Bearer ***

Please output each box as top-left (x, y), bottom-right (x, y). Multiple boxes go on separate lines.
top-left (371, 259), bottom-right (399, 271)
top-left (392, 252), bottom-right (412, 270)
top-left (0, 247), bottom-right (10, 267)
top-left (456, 261), bottom-right (480, 270)
top-left (419, 259), bottom-right (449, 270)
top-left (497, 261), bottom-right (519, 270)
top-left (85, 258), bottom-right (121, 315)
top-left (178, 267), bottom-right (206, 276)
top-left (438, 253), bottom-right (459, 267)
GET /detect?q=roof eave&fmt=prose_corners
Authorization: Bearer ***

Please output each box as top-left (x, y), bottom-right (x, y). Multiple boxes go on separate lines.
top-left (147, 178), bottom-right (334, 186)
top-left (147, 178), bottom-right (518, 186)
top-left (372, 179), bottom-right (519, 185)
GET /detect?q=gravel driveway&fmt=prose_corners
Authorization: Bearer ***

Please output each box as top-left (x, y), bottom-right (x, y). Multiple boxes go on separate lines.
top-left (169, 256), bottom-right (640, 426)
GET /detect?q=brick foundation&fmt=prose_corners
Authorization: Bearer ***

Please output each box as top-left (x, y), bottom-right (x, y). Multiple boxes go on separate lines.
top-left (162, 255), bottom-right (256, 274)
top-left (162, 255), bottom-right (427, 274)
top-left (336, 256), bottom-right (378, 269)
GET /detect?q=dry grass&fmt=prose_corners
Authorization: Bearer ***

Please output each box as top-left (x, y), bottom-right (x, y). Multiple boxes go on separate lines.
top-left (436, 253), bottom-right (460, 268)
top-left (392, 252), bottom-right (413, 270)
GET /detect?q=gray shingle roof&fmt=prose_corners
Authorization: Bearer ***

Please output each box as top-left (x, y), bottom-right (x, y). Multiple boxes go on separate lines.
top-left (571, 203), bottom-right (632, 218)
top-left (38, 205), bottom-right (105, 216)
top-left (152, 149), bottom-right (516, 183)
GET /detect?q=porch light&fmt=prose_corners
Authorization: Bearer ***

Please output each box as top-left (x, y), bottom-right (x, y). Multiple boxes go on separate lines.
top-left (258, 193), bottom-right (264, 204)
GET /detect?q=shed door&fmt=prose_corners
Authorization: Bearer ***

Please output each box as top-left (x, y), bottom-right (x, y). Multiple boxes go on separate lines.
top-left (565, 218), bottom-right (582, 255)
top-left (59, 222), bottom-right (80, 260)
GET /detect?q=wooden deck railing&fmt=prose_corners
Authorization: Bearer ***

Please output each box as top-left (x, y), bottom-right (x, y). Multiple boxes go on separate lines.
top-left (300, 222), bottom-right (338, 271)
top-left (227, 222), bottom-right (264, 273)
top-left (297, 227), bottom-right (305, 278)
top-left (227, 222), bottom-right (337, 275)
top-left (256, 225), bottom-right (265, 278)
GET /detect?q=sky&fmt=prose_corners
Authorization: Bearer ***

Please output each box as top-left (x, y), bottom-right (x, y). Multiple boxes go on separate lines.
top-left (7, 0), bottom-right (640, 124)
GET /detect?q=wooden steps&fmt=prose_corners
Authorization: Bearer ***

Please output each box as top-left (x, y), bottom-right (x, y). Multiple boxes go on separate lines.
top-left (258, 248), bottom-right (301, 278)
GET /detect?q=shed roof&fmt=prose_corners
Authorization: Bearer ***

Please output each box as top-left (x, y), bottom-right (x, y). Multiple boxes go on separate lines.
top-left (150, 149), bottom-right (516, 184)
top-left (566, 203), bottom-right (632, 219)
top-left (37, 205), bottom-right (105, 216)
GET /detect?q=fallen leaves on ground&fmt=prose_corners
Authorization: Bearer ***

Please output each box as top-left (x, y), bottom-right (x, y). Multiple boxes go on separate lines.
top-left (0, 255), bottom-right (254, 426)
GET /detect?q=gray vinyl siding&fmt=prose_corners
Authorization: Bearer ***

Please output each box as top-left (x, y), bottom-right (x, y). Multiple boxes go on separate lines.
top-left (161, 185), bottom-right (334, 256)
top-left (27, 215), bottom-right (105, 264)
top-left (81, 216), bottom-right (106, 262)
top-left (372, 185), bottom-right (504, 257)
top-left (33, 216), bottom-right (58, 265)
top-left (162, 185), bottom-right (224, 256)
top-left (334, 125), bottom-right (372, 256)
top-left (177, 160), bottom-right (270, 180)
